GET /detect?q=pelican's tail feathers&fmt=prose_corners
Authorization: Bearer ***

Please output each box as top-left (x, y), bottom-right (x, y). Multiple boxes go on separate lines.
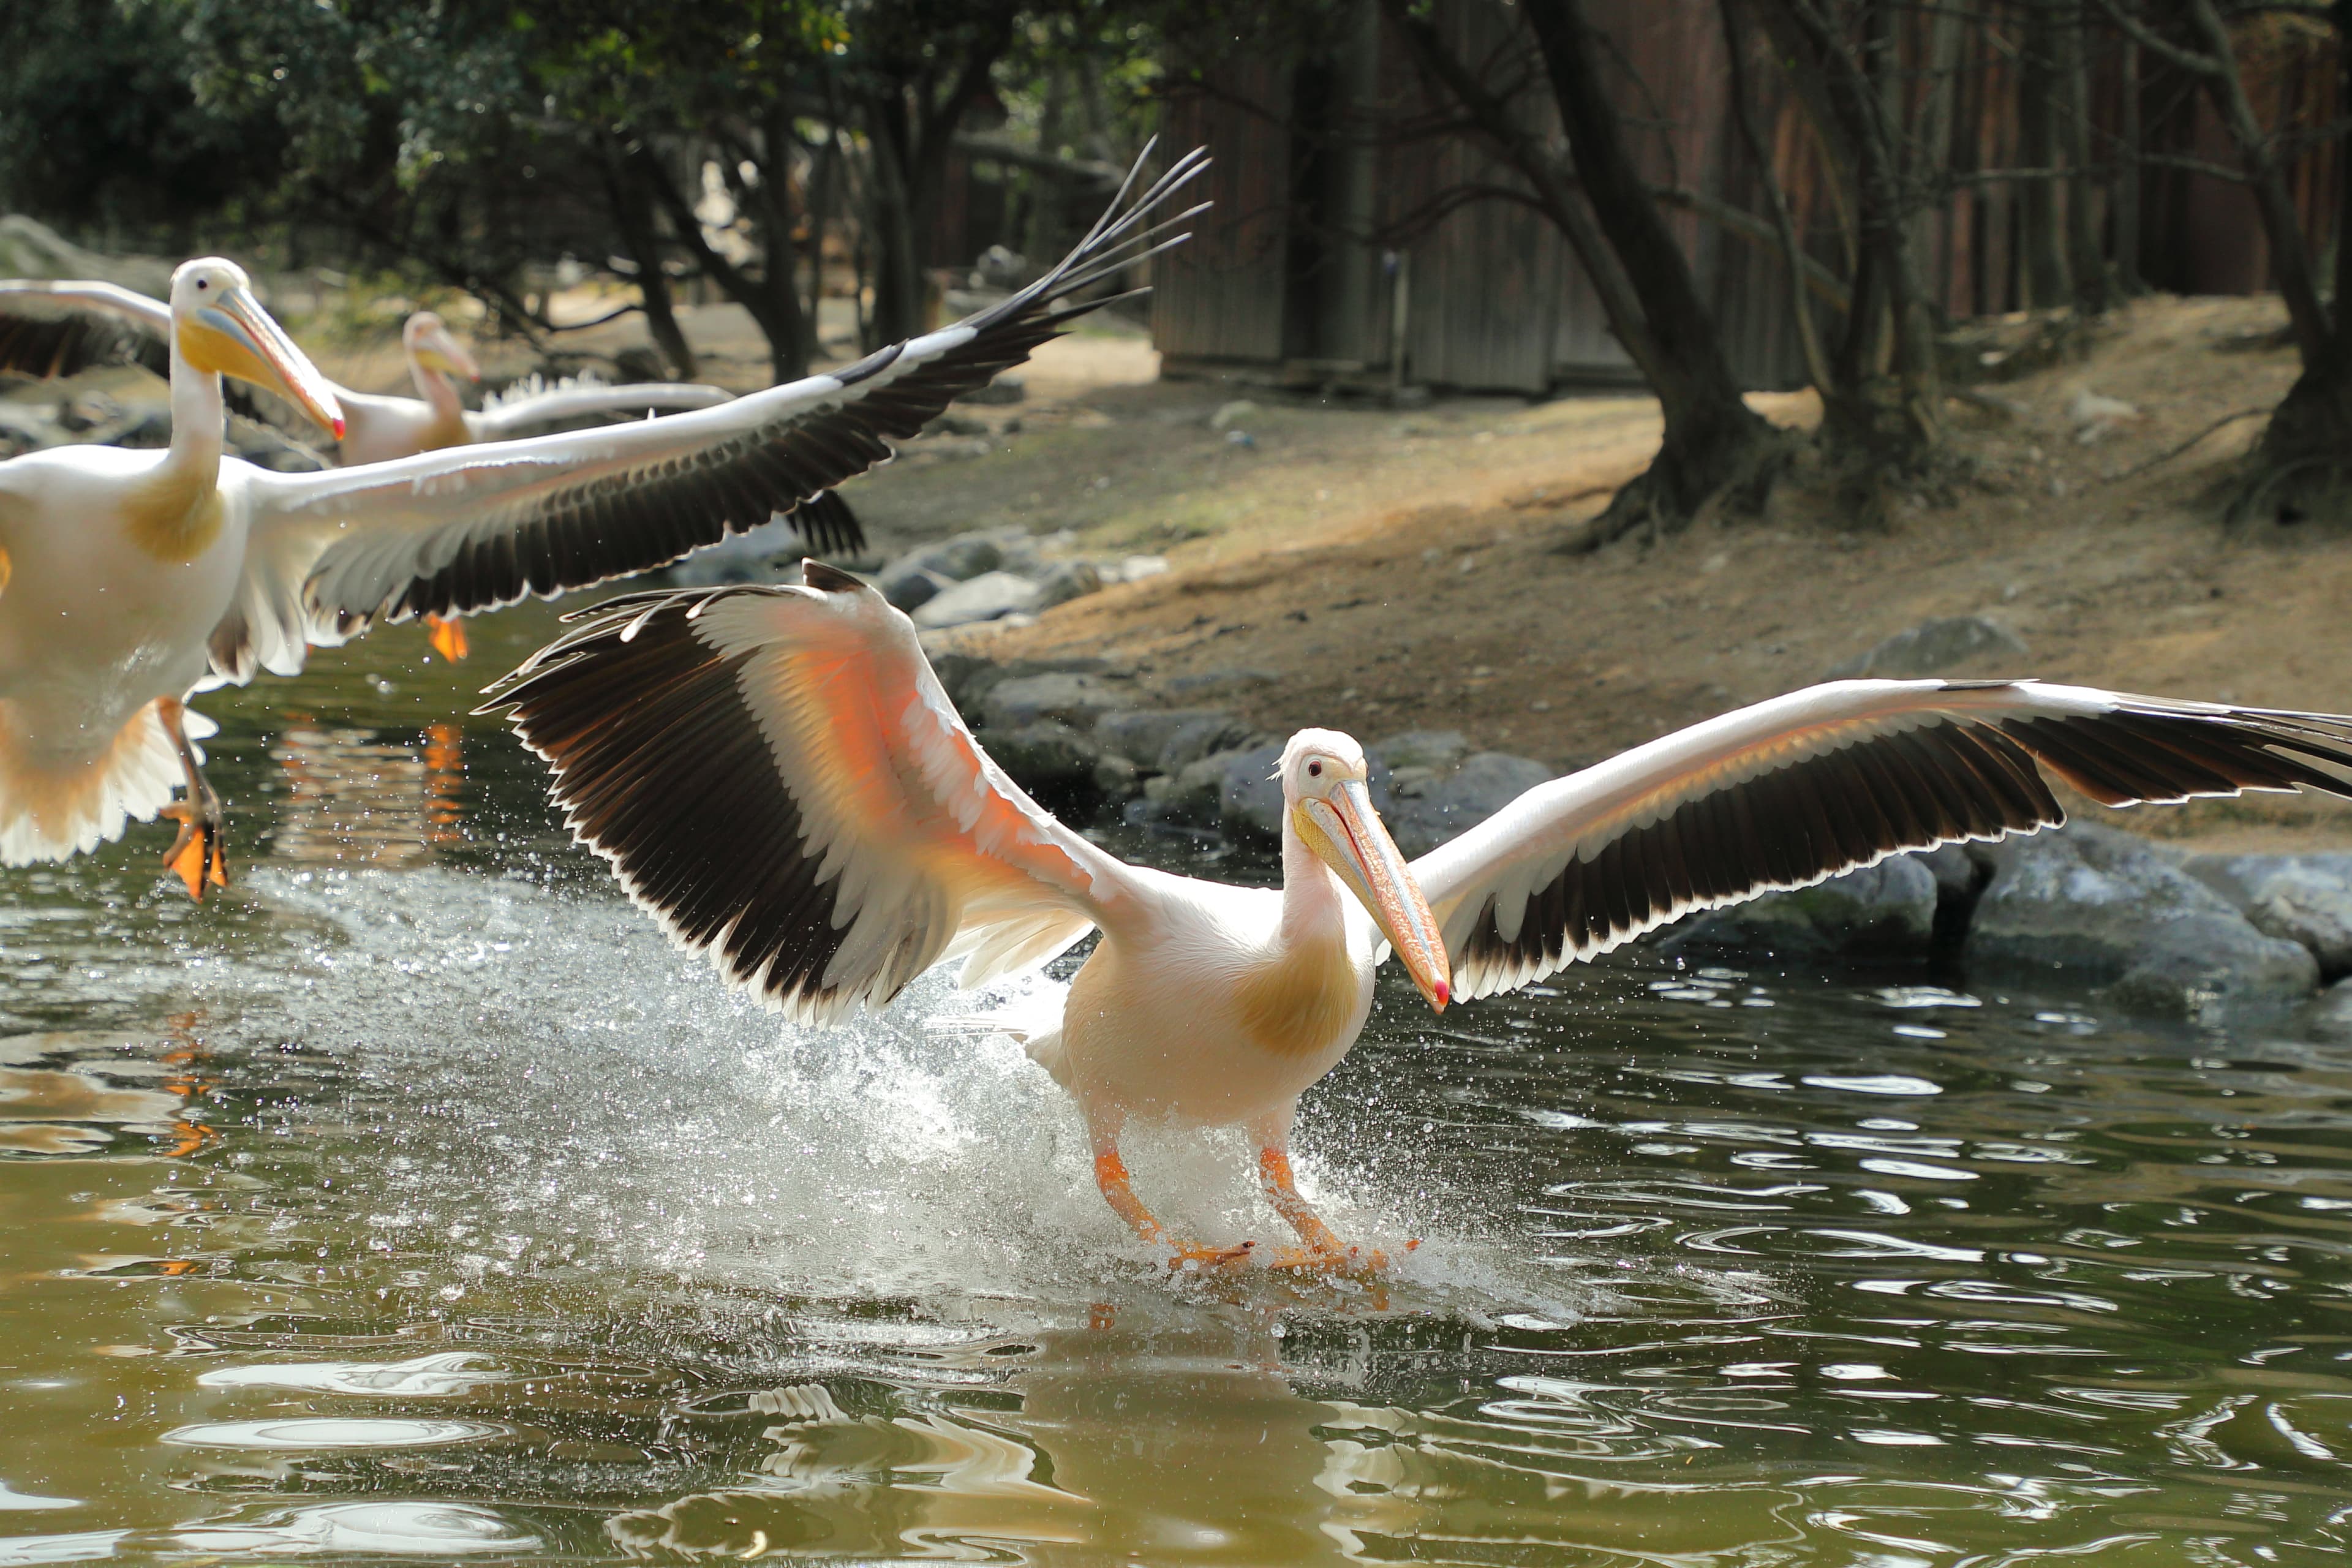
top-left (0, 700), bottom-right (186, 866)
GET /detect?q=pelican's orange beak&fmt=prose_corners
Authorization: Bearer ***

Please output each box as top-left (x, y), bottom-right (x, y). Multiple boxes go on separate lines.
top-left (411, 316), bottom-right (480, 382)
top-left (1298, 778), bottom-right (1451, 1012)
top-left (179, 284), bottom-right (345, 439)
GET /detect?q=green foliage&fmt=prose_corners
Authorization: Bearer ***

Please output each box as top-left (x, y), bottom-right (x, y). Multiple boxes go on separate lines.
top-left (0, 0), bottom-right (285, 235)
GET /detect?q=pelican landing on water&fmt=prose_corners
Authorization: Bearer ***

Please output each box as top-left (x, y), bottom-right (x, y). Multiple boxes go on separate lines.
top-left (485, 566), bottom-right (2352, 1272)
top-left (0, 149), bottom-right (1205, 899)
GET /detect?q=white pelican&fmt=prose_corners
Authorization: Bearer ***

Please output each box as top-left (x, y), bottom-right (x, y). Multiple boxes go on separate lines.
top-left (0, 282), bottom-right (807, 660)
top-left (484, 578), bottom-right (2352, 1271)
top-left (0, 282), bottom-right (739, 462)
top-left (0, 147), bottom-right (1207, 900)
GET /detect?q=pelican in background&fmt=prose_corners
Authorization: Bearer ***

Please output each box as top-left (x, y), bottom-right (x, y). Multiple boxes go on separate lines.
top-left (0, 281), bottom-right (844, 660)
top-left (0, 281), bottom-right (739, 459)
top-left (0, 149), bottom-right (1205, 900)
top-left (486, 571), bottom-right (2352, 1271)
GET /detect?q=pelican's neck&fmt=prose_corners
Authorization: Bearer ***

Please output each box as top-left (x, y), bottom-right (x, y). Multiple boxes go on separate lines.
top-left (162, 343), bottom-right (225, 493)
top-left (1278, 807), bottom-right (1351, 951)
top-left (409, 353), bottom-right (469, 435)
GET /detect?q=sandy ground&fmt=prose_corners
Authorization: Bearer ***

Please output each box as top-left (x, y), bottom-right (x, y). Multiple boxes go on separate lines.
top-left (296, 288), bottom-right (2352, 850)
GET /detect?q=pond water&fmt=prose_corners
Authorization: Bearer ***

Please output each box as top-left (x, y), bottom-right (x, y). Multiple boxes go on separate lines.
top-left (0, 607), bottom-right (2347, 1564)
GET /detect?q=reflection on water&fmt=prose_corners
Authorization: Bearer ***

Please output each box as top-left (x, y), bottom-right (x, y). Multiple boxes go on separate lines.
top-left (0, 613), bottom-right (2344, 1561)
top-left (270, 722), bottom-right (464, 868)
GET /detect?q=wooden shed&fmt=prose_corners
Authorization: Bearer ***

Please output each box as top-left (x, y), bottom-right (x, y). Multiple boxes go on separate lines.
top-left (1151, 0), bottom-right (2343, 398)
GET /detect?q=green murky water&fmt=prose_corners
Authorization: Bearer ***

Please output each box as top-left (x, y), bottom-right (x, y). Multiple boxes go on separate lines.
top-left (0, 607), bottom-right (2347, 1564)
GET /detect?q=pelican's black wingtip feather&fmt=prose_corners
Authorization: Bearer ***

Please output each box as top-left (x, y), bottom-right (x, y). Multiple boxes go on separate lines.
top-left (377, 154), bottom-right (1209, 627)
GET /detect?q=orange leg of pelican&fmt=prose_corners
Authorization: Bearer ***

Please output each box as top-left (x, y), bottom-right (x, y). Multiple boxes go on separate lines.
top-left (425, 614), bottom-right (469, 662)
top-left (1250, 1120), bottom-right (1397, 1275)
top-left (1088, 1123), bottom-right (1255, 1272)
top-left (154, 697), bottom-right (228, 900)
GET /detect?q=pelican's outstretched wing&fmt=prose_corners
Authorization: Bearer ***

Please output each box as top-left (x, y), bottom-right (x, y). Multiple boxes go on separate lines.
top-left (1412, 679), bottom-right (2352, 1000)
top-left (224, 145), bottom-right (1206, 683)
top-left (467, 378), bottom-right (733, 439)
top-left (480, 567), bottom-right (1134, 1023)
top-left (0, 281), bottom-right (172, 380)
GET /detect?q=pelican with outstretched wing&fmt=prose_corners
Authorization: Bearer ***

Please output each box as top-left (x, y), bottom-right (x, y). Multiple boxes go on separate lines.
top-left (0, 148), bottom-right (1207, 899)
top-left (485, 576), bottom-right (2352, 1272)
top-left (0, 282), bottom-right (809, 660)
top-left (0, 283), bottom-right (737, 461)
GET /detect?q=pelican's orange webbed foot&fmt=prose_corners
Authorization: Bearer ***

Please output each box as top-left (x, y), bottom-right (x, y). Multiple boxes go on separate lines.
top-left (159, 802), bottom-right (230, 901)
top-left (1262, 1242), bottom-right (1389, 1276)
top-left (1168, 1238), bottom-right (1258, 1273)
top-left (426, 614), bottom-right (469, 662)
top-left (155, 696), bottom-right (230, 901)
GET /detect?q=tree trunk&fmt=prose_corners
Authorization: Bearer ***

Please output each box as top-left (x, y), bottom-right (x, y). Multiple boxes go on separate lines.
top-left (2117, 37), bottom-right (2143, 295)
top-left (2057, 1), bottom-right (2111, 312)
top-left (603, 145), bottom-right (697, 380)
top-left (1773, 0), bottom-right (1945, 517)
top-left (862, 96), bottom-right (928, 348)
top-left (1721, 0), bottom-right (1833, 396)
top-left (1520, 0), bottom-right (1787, 537)
top-left (2242, 0), bottom-right (2352, 513)
top-left (2018, 2), bottom-right (2072, 309)
top-left (636, 144), bottom-right (807, 383)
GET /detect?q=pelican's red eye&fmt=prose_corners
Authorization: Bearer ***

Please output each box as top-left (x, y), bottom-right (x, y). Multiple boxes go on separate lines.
top-left (1308, 761), bottom-right (1322, 777)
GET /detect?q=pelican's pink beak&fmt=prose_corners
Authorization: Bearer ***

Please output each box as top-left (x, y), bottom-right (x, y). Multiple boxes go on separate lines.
top-left (1299, 778), bottom-right (1452, 1012)
top-left (180, 284), bottom-right (345, 439)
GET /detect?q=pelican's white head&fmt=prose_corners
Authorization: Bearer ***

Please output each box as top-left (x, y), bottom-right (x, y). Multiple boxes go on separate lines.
top-left (404, 311), bottom-right (480, 382)
top-left (1281, 728), bottom-right (1452, 1012)
top-left (170, 258), bottom-right (344, 438)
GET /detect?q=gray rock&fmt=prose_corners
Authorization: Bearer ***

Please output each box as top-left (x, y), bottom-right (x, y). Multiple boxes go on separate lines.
top-left (1096, 709), bottom-right (1204, 769)
top-left (1159, 713), bottom-right (1258, 775)
top-left (1970, 822), bottom-right (2318, 1014)
top-left (964, 372), bottom-right (1025, 405)
top-left (1165, 667), bottom-right (1279, 698)
top-left (666, 515), bottom-right (802, 586)
top-left (897, 533), bottom-right (1003, 582)
top-left (1218, 744), bottom-right (1292, 840)
top-left (990, 530), bottom-right (1049, 579)
top-left (1109, 554), bottom-right (1170, 584)
top-left (2306, 977), bottom-right (2352, 1041)
top-left (911, 571), bottom-right (1042, 629)
top-left (115, 408), bottom-right (174, 448)
top-left (1829, 615), bottom-right (2029, 679)
top-left (923, 412), bottom-right (989, 437)
top-left (974, 721), bottom-right (1101, 794)
top-left (978, 671), bottom-right (1128, 732)
top-left (1035, 559), bottom-right (1103, 611)
top-left (1368, 730), bottom-right (1470, 773)
top-left (928, 652), bottom-right (999, 715)
top-left (1382, 752), bottom-right (1553, 858)
top-left (1139, 747), bottom-right (1254, 829)
top-left (1091, 752), bottom-right (1142, 802)
top-left (56, 391), bottom-right (121, 433)
top-left (2103, 914), bottom-right (2319, 1019)
top-left (1682, 856), bottom-right (1941, 956)
top-left (1915, 842), bottom-right (1991, 903)
top-left (2183, 853), bottom-right (2352, 978)
top-left (881, 564), bottom-right (956, 612)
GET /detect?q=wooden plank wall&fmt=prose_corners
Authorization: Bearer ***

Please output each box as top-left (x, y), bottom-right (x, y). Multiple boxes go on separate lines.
top-left (1150, 61), bottom-right (1294, 364)
top-left (1150, 1), bottom-right (2345, 396)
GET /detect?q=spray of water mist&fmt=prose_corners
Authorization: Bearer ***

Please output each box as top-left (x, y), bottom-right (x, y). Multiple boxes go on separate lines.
top-left (139, 867), bottom-right (1590, 1327)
